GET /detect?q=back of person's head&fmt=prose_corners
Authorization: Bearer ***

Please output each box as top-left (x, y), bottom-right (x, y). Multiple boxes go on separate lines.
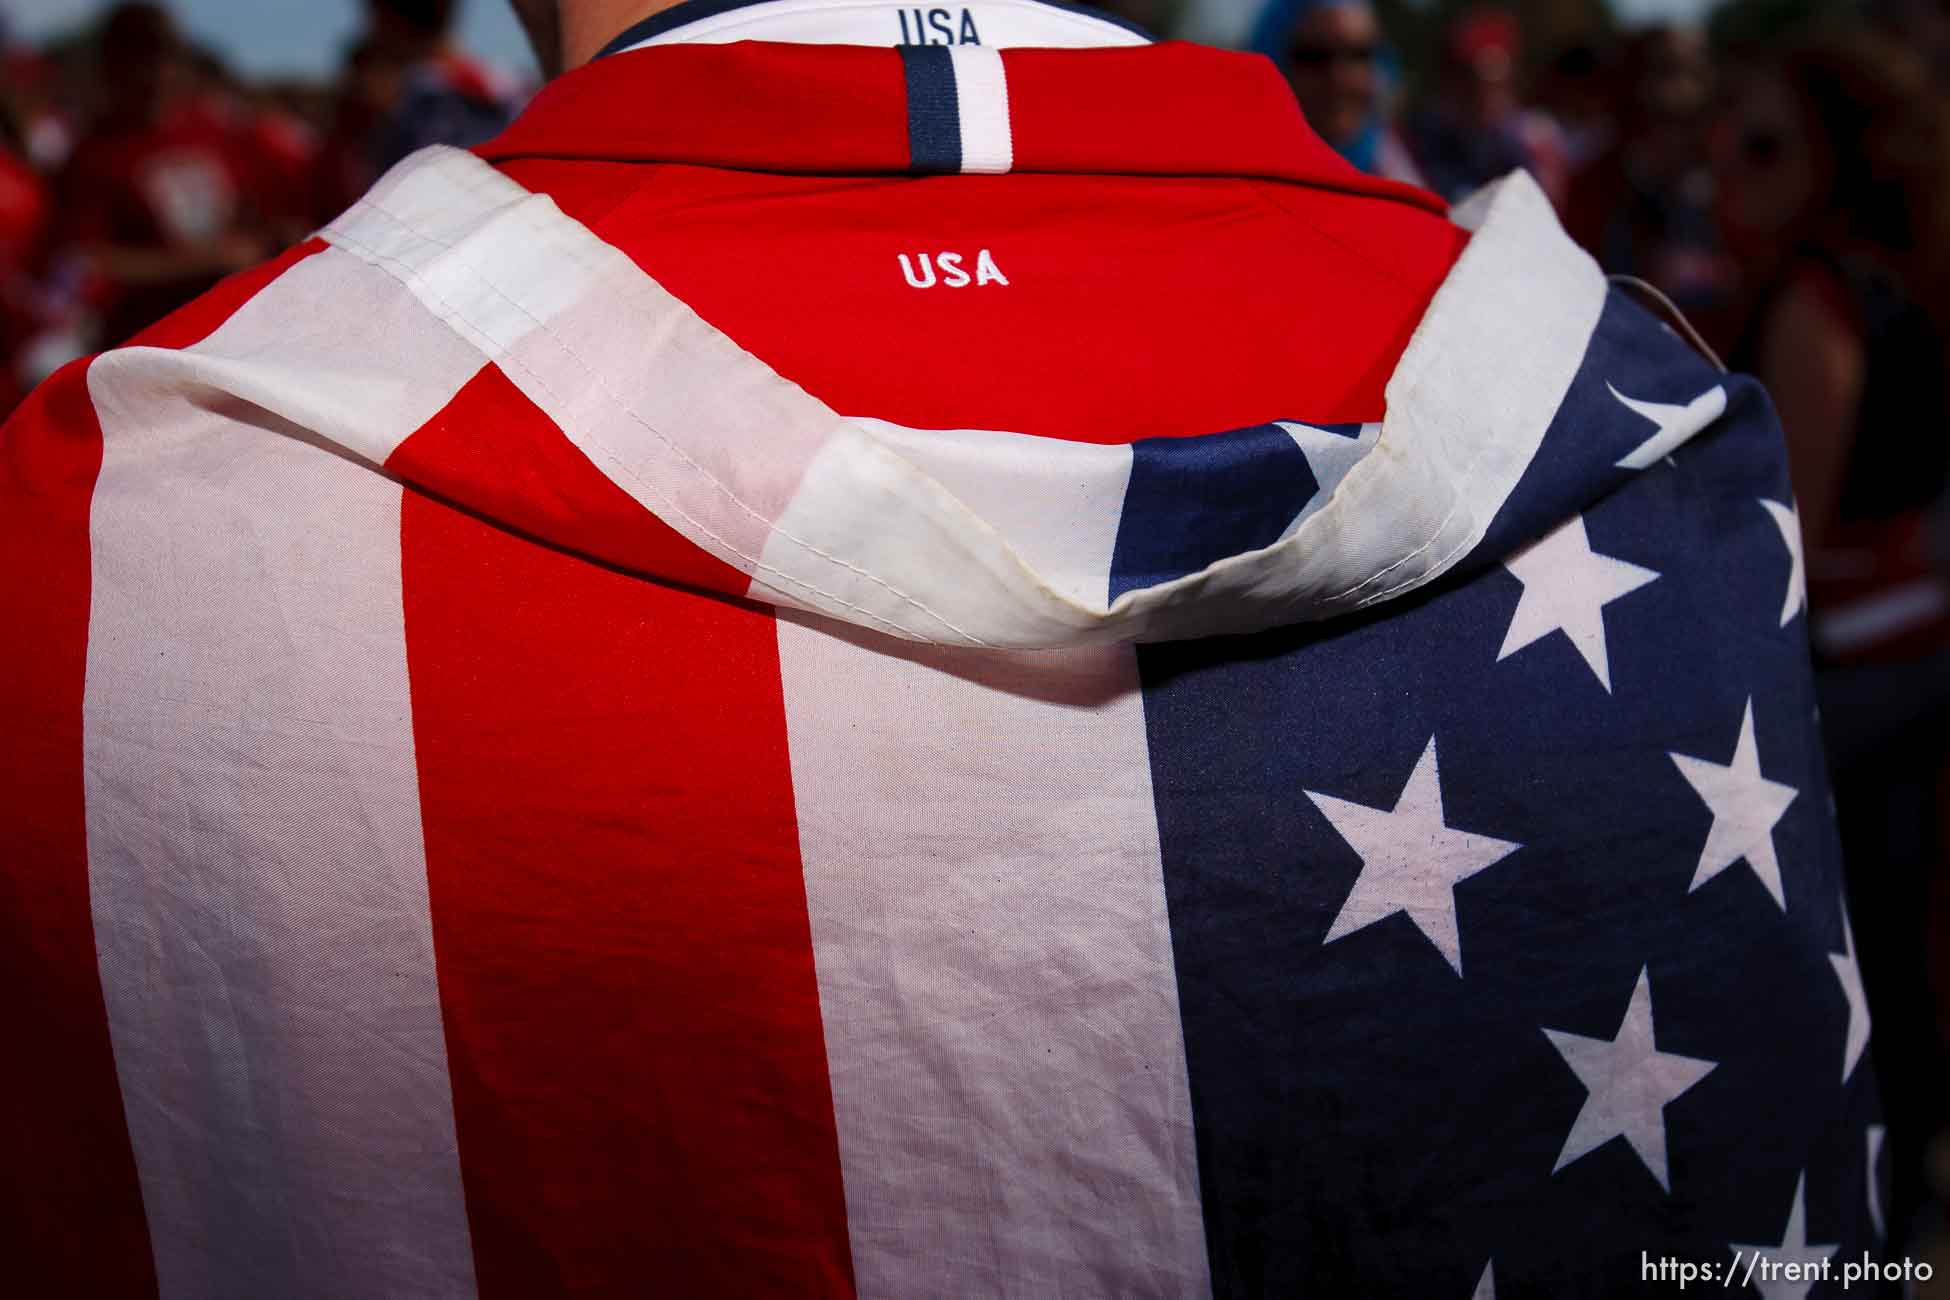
top-left (366, 0), bottom-right (459, 45)
top-left (366, 0), bottom-right (460, 61)
top-left (1440, 6), bottom-right (1522, 119)
top-left (99, 2), bottom-right (177, 62)
top-left (97, 3), bottom-right (181, 116)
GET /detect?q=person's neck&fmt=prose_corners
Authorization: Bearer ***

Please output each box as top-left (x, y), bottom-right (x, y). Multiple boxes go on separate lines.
top-left (562, 0), bottom-right (688, 70)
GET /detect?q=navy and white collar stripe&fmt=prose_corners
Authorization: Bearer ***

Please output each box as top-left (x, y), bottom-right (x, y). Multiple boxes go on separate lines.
top-left (900, 46), bottom-right (1013, 174)
top-left (595, 0), bottom-right (1150, 58)
top-left (590, 0), bottom-right (1131, 176)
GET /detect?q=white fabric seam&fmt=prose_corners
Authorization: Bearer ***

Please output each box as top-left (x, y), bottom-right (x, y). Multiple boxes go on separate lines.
top-left (1324, 174), bottom-right (1605, 608)
top-left (327, 198), bottom-right (988, 645)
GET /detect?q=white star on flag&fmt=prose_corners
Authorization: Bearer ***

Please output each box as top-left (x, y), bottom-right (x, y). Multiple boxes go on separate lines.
top-left (1760, 499), bottom-right (1808, 626)
top-left (1606, 383), bottom-right (1731, 469)
top-left (1729, 1173), bottom-right (1838, 1300)
top-left (1670, 698), bottom-right (1799, 910)
top-left (1612, 383), bottom-right (1728, 469)
top-left (1829, 901), bottom-right (1871, 1083)
top-left (1305, 738), bottom-right (1522, 976)
top-left (1498, 514), bottom-right (1659, 692)
top-left (1544, 967), bottom-right (1716, 1193)
top-left (1471, 1260), bottom-right (1496, 1299)
top-left (1868, 1126), bottom-right (1887, 1240)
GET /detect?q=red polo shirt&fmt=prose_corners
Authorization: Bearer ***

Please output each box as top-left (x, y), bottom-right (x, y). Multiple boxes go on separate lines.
top-left (474, 37), bottom-right (1464, 440)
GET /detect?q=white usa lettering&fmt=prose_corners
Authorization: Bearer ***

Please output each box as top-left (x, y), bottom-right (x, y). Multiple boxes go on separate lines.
top-left (898, 249), bottom-right (1010, 289)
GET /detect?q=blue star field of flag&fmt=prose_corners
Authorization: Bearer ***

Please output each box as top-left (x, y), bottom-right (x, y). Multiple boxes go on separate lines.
top-left (1114, 291), bottom-right (1886, 1297)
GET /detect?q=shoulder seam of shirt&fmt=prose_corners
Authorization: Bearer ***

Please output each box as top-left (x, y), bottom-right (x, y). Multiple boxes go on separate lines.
top-left (1241, 176), bottom-right (1457, 298)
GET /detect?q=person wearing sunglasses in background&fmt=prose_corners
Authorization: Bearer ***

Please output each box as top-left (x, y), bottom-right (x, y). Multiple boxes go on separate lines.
top-left (1253, 0), bottom-right (1424, 185)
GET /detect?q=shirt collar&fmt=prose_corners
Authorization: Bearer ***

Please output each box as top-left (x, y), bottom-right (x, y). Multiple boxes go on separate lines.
top-left (479, 22), bottom-right (1442, 212)
top-left (594, 0), bottom-right (1151, 54)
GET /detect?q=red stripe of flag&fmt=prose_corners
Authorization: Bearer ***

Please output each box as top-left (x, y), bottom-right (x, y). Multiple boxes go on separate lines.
top-left (398, 369), bottom-right (855, 1297)
top-left (0, 360), bottom-right (156, 1295)
top-left (0, 243), bottom-right (329, 1291)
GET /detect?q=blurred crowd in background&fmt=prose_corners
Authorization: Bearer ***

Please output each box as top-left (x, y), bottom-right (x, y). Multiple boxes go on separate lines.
top-left (3, 0), bottom-right (1948, 1280)
top-left (0, 0), bottom-right (522, 408)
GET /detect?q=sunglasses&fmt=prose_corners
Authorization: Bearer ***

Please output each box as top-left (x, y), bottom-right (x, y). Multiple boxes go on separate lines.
top-left (1288, 43), bottom-right (1380, 69)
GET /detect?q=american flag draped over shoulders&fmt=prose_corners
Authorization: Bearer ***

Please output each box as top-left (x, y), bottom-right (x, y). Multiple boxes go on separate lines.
top-left (1, 26), bottom-right (1881, 1300)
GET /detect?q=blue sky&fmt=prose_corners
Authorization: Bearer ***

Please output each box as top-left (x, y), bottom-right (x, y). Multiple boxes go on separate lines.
top-left (4, 0), bottom-right (539, 79)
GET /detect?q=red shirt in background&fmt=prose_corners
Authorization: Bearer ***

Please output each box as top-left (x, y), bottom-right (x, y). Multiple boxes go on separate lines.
top-left (59, 107), bottom-right (259, 345)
